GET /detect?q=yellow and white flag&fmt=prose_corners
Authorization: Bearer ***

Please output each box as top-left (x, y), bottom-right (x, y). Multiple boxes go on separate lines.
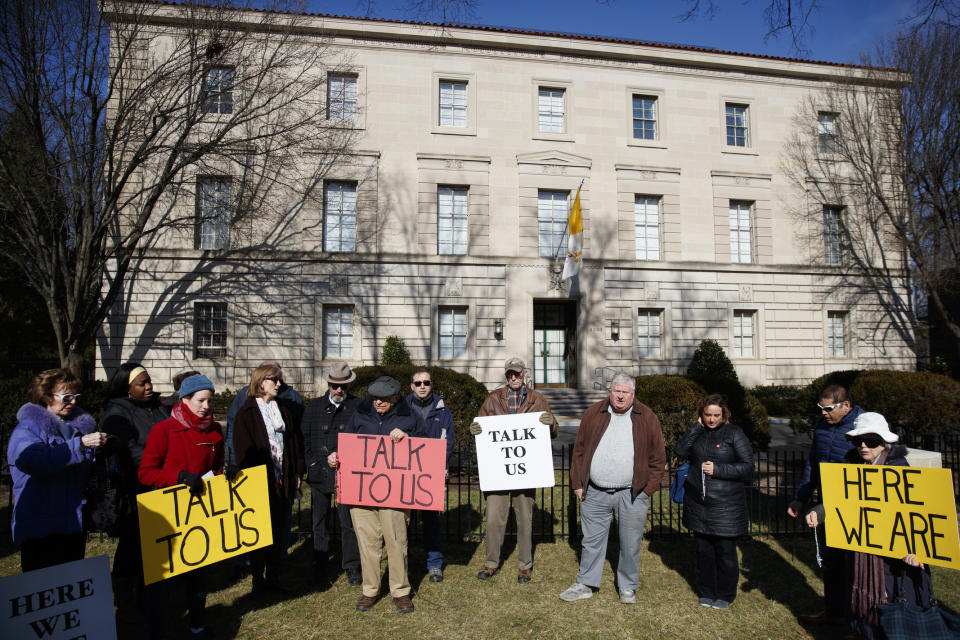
top-left (561, 187), bottom-right (582, 280)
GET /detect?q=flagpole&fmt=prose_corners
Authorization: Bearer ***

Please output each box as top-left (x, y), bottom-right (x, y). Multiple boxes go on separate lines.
top-left (552, 178), bottom-right (585, 263)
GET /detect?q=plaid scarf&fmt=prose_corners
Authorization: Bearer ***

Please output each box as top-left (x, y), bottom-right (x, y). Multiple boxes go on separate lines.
top-left (506, 386), bottom-right (527, 414)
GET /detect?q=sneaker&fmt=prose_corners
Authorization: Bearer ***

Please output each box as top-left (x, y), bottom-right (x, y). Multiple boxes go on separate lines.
top-left (346, 568), bottom-right (363, 586)
top-left (429, 568), bottom-right (443, 583)
top-left (517, 569), bottom-right (532, 584)
top-left (476, 566), bottom-right (498, 580)
top-left (394, 595), bottom-right (414, 613)
top-left (712, 600), bottom-right (731, 610)
top-left (619, 589), bottom-right (636, 604)
top-left (558, 582), bottom-right (594, 602)
top-left (699, 597), bottom-right (714, 607)
top-left (355, 594), bottom-right (379, 612)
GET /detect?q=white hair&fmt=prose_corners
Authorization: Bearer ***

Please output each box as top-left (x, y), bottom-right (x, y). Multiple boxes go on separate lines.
top-left (610, 373), bottom-right (636, 391)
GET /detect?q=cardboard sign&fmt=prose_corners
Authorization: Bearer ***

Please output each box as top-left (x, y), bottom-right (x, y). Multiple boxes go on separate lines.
top-left (336, 434), bottom-right (446, 511)
top-left (137, 465), bottom-right (273, 584)
top-left (821, 462), bottom-right (960, 570)
top-left (474, 412), bottom-right (555, 492)
top-left (1, 555), bottom-right (116, 640)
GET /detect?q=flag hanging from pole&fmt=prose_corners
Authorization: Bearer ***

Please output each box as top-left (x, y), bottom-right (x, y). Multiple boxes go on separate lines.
top-left (561, 186), bottom-right (582, 280)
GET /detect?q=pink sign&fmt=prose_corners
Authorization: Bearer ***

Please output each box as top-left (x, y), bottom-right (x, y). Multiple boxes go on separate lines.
top-left (336, 434), bottom-right (446, 511)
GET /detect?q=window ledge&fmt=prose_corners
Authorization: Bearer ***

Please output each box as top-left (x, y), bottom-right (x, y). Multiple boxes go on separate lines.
top-left (722, 147), bottom-right (759, 156)
top-left (533, 132), bottom-right (574, 143)
top-left (431, 125), bottom-right (477, 136)
top-left (627, 140), bottom-right (668, 150)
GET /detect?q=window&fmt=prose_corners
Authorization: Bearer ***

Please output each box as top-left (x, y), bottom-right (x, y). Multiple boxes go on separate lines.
top-left (438, 81), bottom-right (467, 127)
top-left (729, 200), bottom-right (753, 264)
top-left (324, 182), bottom-right (356, 252)
top-left (818, 112), bottom-right (838, 153)
top-left (634, 196), bottom-right (660, 260)
top-left (725, 103), bottom-right (749, 147)
top-left (204, 66), bottom-right (234, 114)
top-left (538, 87), bottom-right (565, 133)
top-left (637, 310), bottom-right (663, 358)
top-left (327, 74), bottom-right (357, 121)
top-left (827, 311), bottom-right (847, 357)
top-left (438, 186), bottom-right (468, 255)
top-left (194, 303), bottom-right (227, 358)
top-left (823, 206), bottom-right (842, 266)
top-left (632, 95), bottom-right (658, 140)
top-left (733, 310), bottom-right (755, 358)
top-left (323, 306), bottom-right (353, 358)
top-left (537, 190), bottom-right (569, 258)
top-left (197, 177), bottom-right (231, 250)
top-left (439, 307), bottom-right (467, 359)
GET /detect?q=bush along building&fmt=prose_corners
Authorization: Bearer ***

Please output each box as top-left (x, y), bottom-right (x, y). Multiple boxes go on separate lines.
top-left (97, 2), bottom-right (914, 395)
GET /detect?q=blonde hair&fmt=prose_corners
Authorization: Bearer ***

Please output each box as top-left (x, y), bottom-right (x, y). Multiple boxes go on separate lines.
top-left (247, 363), bottom-right (283, 399)
top-left (27, 369), bottom-right (81, 406)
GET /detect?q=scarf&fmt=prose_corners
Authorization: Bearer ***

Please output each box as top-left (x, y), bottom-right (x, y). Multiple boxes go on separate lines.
top-left (506, 386), bottom-right (527, 414)
top-left (850, 449), bottom-right (890, 628)
top-left (171, 401), bottom-right (213, 432)
top-left (257, 397), bottom-right (286, 486)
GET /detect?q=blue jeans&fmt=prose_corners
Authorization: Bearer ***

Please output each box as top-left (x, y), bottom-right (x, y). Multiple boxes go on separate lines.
top-left (576, 486), bottom-right (649, 591)
top-left (422, 510), bottom-right (443, 570)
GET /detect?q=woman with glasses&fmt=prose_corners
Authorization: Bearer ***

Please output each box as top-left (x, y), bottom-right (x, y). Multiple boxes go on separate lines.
top-left (804, 412), bottom-right (932, 639)
top-left (7, 368), bottom-right (108, 572)
top-left (233, 362), bottom-right (304, 597)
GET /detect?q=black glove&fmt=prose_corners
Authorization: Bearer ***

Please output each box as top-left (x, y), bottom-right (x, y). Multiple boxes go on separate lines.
top-left (224, 463), bottom-right (241, 483)
top-left (177, 470), bottom-right (204, 497)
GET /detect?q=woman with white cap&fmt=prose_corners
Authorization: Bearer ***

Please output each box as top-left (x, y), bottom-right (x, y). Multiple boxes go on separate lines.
top-left (804, 412), bottom-right (932, 640)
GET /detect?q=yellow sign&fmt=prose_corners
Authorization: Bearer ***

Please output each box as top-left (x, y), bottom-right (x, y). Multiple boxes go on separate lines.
top-left (137, 465), bottom-right (273, 584)
top-left (820, 462), bottom-right (960, 570)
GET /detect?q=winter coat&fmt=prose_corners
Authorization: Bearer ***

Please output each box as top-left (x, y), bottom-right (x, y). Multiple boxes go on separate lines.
top-left (344, 397), bottom-right (427, 439)
top-left (794, 405), bottom-right (864, 503)
top-left (405, 392), bottom-right (455, 469)
top-left (233, 396), bottom-right (305, 502)
top-left (226, 383), bottom-right (304, 462)
top-left (101, 396), bottom-right (170, 495)
top-left (7, 403), bottom-right (96, 544)
top-left (674, 421), bottom-right (753, 537)
top-left (571, 398), bottom-right (667, 500)
top-left (302, 393), bottom-right (361, 494)
top-left (137, 407), bottom-right (224, 489)
top-left (478, 386), bottom-right (559, 437)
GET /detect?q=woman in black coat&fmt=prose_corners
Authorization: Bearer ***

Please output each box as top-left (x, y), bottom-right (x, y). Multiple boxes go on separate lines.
top-left (674, 393), bottom-right (753, 610)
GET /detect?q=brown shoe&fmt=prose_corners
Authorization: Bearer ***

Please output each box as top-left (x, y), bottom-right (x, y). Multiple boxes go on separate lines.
top-left (798, 610), bottom-right (844, 625)
top-left (517, 569), bottom-right (532, 584)
top-left (477, 566), bottom-right (498, 580)
top-left (394, 595), bottom-right (414, 613)
top-left (355, 594), bottom-right (379, 612)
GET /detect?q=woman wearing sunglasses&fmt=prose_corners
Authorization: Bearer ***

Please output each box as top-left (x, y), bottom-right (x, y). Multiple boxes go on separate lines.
top-left (7, 368), bottom-right (108, 572)
top-left (804, 412), bottom-right (932, 639)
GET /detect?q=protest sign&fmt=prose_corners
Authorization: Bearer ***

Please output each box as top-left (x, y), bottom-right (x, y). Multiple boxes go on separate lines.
top-left (137, 464), bottom-right (273, 585)
top-left (821, 462), bottom-right (960, 570)
top-left (474, 412), bottom-right (554, 492)
top-left (1, 555), bottom-right (116, 640)
top-left (336, 434), bottom-right (446, 511)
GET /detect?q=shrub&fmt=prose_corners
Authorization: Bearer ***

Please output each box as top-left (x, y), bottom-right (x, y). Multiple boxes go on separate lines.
top-left (750, 384), bottom-right (805, 417)
top-left (634, 375), bottom-right (704, 454)
top-left (351, 365), bottom-right (488, 447)
top-left (380, 336), bottom-right (412, 366)
top-left (849, 370), bottom-right (960, 435)
top-left (686, 339), bottom-right (739, 388)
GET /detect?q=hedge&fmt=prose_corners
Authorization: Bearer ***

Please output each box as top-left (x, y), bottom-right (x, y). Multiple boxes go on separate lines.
top-left (634, 375), bottom-right (704, 455)
top-left (750, 384), bottom-right (805, 417)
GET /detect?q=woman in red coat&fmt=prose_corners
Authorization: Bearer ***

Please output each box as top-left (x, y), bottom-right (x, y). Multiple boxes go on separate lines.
top-left (138, 374), bottom-right (223, 640)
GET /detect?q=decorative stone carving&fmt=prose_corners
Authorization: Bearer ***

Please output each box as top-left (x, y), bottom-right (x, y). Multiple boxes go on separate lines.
top-left (330, 276), bottom-right (348, 295)
top-left (446, 277), bottom-right (463, 297)
top-left (740, 284), bottom-right (753, 302)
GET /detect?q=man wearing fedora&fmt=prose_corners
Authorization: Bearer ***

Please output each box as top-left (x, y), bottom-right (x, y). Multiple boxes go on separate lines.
top-left (470, 357), bottom-right (558, 584)
top-left (302, 361), bottom-right (362, 587)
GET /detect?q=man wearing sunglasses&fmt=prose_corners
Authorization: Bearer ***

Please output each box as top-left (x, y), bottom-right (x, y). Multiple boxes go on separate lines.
top-left (302, 361), bottom-right (363, 588)
top-left (405, 369), bottom-right (455, 582)
top-left (788, 384), bottom-right (864, 626)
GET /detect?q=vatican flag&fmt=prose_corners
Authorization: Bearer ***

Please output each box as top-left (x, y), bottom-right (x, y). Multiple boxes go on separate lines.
top-left (561, 186), bottom-right (583, 280)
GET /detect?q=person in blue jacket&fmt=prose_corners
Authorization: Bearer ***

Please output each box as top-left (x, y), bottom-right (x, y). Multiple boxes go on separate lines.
top-left (405, 368), bottom-right (455, 583)
top-left (788, 384), bottom-right (864, 625)
top-left (7, 368), bottom-right (108, 572)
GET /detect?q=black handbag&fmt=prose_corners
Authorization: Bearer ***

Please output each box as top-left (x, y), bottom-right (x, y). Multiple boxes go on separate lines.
top-left (83, 452), bottom-right (131, 536)
top-left (877, 571), bottom-right (960, 640)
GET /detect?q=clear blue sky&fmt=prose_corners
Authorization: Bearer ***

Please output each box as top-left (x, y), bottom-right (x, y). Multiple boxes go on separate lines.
top-left (308, 0), bottom-right (916, 64)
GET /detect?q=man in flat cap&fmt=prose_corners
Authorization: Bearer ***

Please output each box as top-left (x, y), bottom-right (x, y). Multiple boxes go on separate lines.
top-left (470, 357), bottom-right (558, 584)
top-left (302, 361), bottom-right (363, 587)
top-left (328, 376), bottom-right (427, 613)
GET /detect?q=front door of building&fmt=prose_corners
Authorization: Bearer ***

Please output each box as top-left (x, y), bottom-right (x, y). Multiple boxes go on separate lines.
top-left (533, 301), bottom-right (577, 388)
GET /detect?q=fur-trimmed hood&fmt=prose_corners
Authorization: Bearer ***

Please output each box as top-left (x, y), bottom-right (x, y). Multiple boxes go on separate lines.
top-left (16, 402), bottom-right (95, 437)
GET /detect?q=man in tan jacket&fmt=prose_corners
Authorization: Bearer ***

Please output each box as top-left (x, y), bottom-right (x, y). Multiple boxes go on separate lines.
top-left (470, 357), bottom-right (558, 583)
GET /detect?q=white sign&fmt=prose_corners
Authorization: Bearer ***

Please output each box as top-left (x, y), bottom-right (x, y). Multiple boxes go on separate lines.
top-left (474, 412), bottom-right (555, 492)
top-left (0, 555), bottom-right (117, 640)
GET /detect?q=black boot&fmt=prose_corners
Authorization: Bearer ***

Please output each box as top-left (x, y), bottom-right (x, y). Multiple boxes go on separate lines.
top-left (312, 551), bottom-right (329, 588)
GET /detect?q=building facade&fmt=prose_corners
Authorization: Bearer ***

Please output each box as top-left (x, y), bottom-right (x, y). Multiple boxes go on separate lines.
top-left (98, 6), bottom-right (914, 394)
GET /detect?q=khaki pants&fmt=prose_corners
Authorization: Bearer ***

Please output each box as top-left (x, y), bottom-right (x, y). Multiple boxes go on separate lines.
top-left (483, 489), bottom-right (535, 571)
top-left (350, 506), bottom-right (411, 597)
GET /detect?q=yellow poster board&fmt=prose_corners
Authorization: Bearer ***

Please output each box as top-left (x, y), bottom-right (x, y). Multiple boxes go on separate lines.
top-left (137, 465), bottom-right (273, 584)
top-left (820, 462), bottom-right (960, 570)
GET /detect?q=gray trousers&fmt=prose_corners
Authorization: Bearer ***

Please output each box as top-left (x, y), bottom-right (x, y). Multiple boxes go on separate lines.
top-left (576, 486), bottom-right (649, 591)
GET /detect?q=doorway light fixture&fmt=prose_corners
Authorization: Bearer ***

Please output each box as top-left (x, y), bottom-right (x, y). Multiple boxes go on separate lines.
top-left (494, 318), bottom-right (504, 340)
top-left (611, 319), bottom-right (620, 341)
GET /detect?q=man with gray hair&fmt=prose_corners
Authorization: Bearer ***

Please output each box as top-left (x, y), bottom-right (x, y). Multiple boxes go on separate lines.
top-left (560, 372), bottom-right (666, 604)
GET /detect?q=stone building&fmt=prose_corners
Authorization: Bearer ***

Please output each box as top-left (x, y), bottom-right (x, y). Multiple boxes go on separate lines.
top-left (97, 5), bottom-right (913, 394)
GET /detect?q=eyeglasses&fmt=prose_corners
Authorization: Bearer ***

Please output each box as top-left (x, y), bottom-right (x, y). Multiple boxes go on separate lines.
top-left (265, 377), bottom-right (283, 384)
top-left (850, 436), bottom-right (885, 448)
top-left (329, 383), bottom-right (347, 390)
top-left (53, 393), bottom-right (81, 404)
top-left (817, 402), bottom-right (845, 412)
top-left (412, 380), bottom-right (432, 387)
top-left (506, 371), bottom-right (523, 379)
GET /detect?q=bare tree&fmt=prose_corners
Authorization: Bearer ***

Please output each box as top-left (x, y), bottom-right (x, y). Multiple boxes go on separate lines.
top-left (780, 24), bottom-right (960, 361)
top-left (678, 0), bottom-right (822, 53)
top-left (0, 0), bottom-right (358, 373)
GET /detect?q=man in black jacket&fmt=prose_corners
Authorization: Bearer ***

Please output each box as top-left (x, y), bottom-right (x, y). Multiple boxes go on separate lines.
top-left (302, 361), bottom-right (362, 587)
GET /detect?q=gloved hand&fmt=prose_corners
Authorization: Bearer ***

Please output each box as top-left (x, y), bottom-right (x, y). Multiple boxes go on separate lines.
top-left (177, 470), bottom-right (204, 497)
top-left (224, 463), bottom-right (241, 483)
top-left (539, 412), bottom-right (555, 425)
top-left (469, 421), bottom-right (482, 436)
